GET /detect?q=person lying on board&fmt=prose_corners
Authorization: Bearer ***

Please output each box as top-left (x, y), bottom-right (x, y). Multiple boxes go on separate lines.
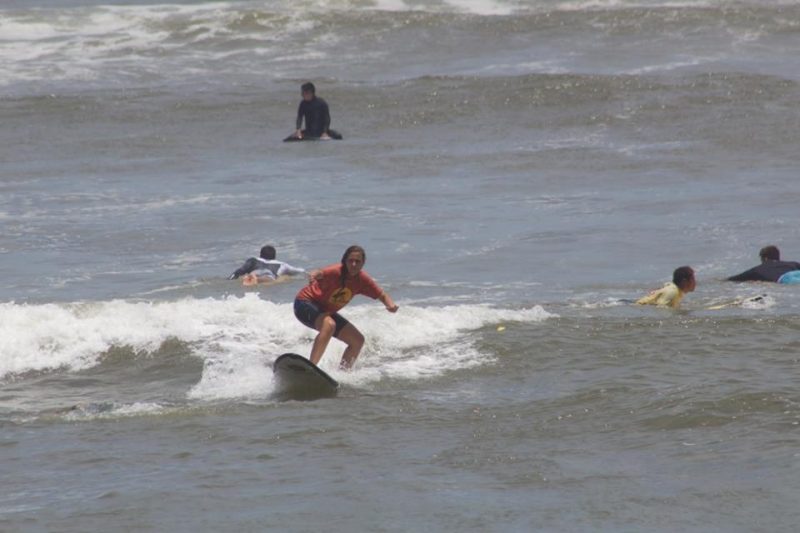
top-left (637, 266), bottom-right (696, 308)
top-left (288, 82), bottom-right (342, 140)
top-left (726, 245), bottom-right (800, 283)
top-left (293, 245), bottom-right (398, 370)
top-left (228, 245), bottom-right (306, 286)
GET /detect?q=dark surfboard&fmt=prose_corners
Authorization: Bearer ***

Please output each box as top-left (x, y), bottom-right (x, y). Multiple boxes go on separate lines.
top-left (272, 353), bottom-right (339, 400)
top-left (283, 130), bottom-right (343, 142)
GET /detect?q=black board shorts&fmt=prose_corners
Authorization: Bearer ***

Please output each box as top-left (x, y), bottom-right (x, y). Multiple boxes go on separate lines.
top-left (294, 299), bottom-right (350, 337)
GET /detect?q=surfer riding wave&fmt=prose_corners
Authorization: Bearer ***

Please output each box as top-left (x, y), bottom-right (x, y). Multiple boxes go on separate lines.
top-left (293, 245), bottom-right (398, 369)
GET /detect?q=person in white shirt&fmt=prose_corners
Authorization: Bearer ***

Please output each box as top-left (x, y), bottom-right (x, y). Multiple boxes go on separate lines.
top-left (228, 245), bottom-right (305, 285)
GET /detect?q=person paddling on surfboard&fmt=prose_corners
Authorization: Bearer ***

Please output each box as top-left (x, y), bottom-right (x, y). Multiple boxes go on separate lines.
top-left (636, 266), bottom-right (696, 309)
top-left (294, 245), bottom-right (398, 369)
top-left (726, 245), bottom-right (800, 283)
top-left (228, 245), bottom-right (306, 286)
top-left (289, 82), bottom-right (342, 141)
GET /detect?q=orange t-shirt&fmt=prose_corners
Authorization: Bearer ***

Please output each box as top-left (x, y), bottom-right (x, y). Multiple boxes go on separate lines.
top-left (296, 264), bottom-right (383, 313)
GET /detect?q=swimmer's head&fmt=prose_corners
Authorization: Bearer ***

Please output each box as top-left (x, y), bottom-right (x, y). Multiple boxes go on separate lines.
top-left (301, 82), bottom-right (316, 101)
top-left (759, 245), bottom-right (780, 262)
top-left (260, 245), bottom-right (276, 260)
top-left (673, 266), bottom-right (695, 293)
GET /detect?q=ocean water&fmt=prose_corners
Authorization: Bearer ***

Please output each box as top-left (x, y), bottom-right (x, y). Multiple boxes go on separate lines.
top-left (2, 0), bottom-right (800, 530)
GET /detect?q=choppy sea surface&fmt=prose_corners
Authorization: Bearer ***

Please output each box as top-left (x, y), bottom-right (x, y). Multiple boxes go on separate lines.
top-left (2, 0), bottom-right (800, 530)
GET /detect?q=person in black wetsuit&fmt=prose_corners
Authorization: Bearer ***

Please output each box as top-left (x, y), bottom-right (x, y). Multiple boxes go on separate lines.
top-left (727, 245), bottom-right (800, 282)
top-left (290, 82), bottom-right (342, 140)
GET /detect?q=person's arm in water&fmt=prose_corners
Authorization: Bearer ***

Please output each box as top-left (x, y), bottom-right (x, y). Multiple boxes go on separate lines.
top-left (229, 258), bottom-right (259, 280)
top-left (379, 291), bottom-right (399, 313)
top-left (636, 288), bottom-right (662, 306)
top-left (667, 291), bottom-right (683, 308)
top-left (727, 266), bottom-right (762, 282)
top-left (245, 262), bottom-right (306, 285)
top-left (294, 101), bottom-right (305, 138)
top-left (276, 263), bottom-right (306, 277)
top-left (636, 284), bottom-right (681, 308)
top-left (319, 100), bottom-right (332, 139)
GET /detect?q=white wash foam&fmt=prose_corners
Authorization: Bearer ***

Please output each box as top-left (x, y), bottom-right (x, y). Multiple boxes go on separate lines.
top-left (0, 2), bottom-right (319, 85)
top-left (0, 296), bottom-right (553, 397)
top-left (442, 0), bottom-right (515, 16)
top-left (0, 294), bottom-right (290, 379)
top-left (188, 301), bottom-right (555, 399)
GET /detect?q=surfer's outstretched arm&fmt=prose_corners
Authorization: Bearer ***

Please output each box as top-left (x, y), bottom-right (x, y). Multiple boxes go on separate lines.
top-left (379, 292), bottom-right (399, 313)
top-left (229, 258), bottom-right (258, 279)
top-left (277, 263), bottom-right (306, 277)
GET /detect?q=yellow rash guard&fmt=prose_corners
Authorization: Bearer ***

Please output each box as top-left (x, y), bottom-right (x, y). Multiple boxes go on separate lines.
top-left (636, 282), bottom-right (684, 308)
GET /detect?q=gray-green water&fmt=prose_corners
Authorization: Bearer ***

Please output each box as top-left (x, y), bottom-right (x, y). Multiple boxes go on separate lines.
top-left (2, 0), bottom-right (800, 530)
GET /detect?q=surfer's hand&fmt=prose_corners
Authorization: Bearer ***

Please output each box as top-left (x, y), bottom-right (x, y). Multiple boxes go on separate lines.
top-left (379, 292), bottom-right (398, 313)
top-left (307, 269), bottom-right (322, 283)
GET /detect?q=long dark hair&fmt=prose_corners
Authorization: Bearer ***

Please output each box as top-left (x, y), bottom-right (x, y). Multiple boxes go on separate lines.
top-left (340, 245), bottom-right (366, 288)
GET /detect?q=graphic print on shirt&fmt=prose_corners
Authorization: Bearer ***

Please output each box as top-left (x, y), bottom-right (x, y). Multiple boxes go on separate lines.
top-left (329, 288), bottom-right (353, 307)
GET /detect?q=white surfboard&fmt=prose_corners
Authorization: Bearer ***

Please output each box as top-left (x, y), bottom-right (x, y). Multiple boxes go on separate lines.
top-left (706, 294), bottom-right (767, 310)
top-left (272, 353), bottom-right (339, 400)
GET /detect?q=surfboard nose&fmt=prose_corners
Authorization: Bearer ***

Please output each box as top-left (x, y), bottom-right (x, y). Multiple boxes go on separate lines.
top-left (272, 353), bottom-right (339, 401)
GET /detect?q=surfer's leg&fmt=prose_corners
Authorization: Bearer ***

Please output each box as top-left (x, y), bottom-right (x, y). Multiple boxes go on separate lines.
top-left (309, 314), bottom-right (337, 365)
top-left (336, 323), bottom-right (364, 370)
top-left (295, 299), bottom-right (336, 364)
